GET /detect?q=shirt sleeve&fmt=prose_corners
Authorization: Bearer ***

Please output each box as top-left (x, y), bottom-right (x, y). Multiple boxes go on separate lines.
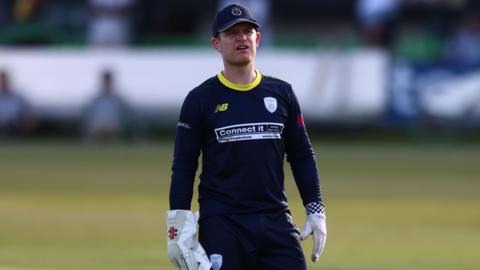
top-left (169, 91), bottom-right (203, 210)
top-left (283, 85), bottom-right (324, 208)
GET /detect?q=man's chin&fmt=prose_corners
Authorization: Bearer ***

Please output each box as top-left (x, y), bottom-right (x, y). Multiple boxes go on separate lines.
top-left (228, 58), bottom-right (253, 67)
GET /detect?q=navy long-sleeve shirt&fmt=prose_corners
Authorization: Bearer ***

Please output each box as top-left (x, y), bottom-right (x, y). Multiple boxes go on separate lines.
top-left (170, 71), bottom-right (323, 218)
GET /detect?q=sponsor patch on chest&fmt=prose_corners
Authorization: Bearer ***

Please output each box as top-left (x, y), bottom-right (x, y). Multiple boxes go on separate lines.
top-left (214, 122), bottom-right (284, 143)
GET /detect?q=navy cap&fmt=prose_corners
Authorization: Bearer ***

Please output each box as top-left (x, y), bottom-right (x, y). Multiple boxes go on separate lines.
top-left (212, 4), bottom-right (261, 37)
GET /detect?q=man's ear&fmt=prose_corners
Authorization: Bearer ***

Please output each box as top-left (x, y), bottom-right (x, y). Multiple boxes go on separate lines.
top-left (255, 31), bottom-right (261, 47)
top-left (211, 37), bottom-right (221, 52)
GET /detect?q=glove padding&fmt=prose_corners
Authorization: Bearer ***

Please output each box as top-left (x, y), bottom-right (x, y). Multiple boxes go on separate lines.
top-left (166, 210), bottom-right (212, 270)
top-left (300, 212), bottom-right (327, 262)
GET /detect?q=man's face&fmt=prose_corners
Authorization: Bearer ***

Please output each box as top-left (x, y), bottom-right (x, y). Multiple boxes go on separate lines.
top-left (211, 22), bottom-right (261, 67)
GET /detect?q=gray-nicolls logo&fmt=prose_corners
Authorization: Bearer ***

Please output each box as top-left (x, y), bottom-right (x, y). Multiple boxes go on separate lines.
top-left (231, 7), bottom-right (242, 16)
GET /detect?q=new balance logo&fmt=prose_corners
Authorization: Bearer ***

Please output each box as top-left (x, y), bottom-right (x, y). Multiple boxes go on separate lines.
top-left (214, 103), bottom-right (229, 113)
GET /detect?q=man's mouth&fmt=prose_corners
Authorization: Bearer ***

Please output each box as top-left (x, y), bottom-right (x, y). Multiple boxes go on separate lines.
top-left (236, 45), bottom-right (249, 51)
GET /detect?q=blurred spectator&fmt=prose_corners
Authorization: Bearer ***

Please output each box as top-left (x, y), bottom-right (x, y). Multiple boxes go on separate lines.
top-left (87, 0), bottom-right (137, 47)
top-left (13, 0), bottom-right (42, 23)
top-left (0, 70), bottom-right (36, 137)
top-left (0, 1), bottom-right (13, 28)
top-left (356, 0), bottom-right (401, 49)
top-left (83, 69), bottom-right (131, 141)
top-left (1, 0), bottom-right (53, 46)
top-left (218, 0), bottom-right (272, 46)
top-left (446, 7), bottom-right (480, 65)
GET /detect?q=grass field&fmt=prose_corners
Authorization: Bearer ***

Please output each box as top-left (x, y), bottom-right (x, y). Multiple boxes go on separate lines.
top-left (1, 140), bottom-right (479, 270)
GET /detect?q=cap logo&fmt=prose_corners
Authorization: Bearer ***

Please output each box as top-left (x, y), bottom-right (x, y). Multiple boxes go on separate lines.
top-left (231, 7), bottom-right (242, 16)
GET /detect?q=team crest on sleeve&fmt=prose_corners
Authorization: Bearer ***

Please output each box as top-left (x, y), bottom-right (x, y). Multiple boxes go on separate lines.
top-left (210, 254), bottom-right (223, 270)
top-left (264, 97), bottom-right (277, 113)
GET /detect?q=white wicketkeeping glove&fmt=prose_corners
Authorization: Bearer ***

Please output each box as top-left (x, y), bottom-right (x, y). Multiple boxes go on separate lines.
top-left (166, 210), bottom-right (212, 270)
top-left (300, 207), bottom-right (327, 262)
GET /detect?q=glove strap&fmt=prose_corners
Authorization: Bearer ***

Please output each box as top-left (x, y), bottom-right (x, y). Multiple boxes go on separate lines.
top-left (306, 201), bottom-right (325, 216)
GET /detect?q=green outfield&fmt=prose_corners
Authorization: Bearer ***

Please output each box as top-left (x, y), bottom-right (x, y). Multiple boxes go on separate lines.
top-left (1, 141), bottom-right (479, 270)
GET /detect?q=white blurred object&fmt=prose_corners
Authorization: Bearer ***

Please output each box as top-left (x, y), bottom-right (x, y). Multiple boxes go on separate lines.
top-left (420, 71), bottom-right (480, 119)
top-left (357, 0), bottom-right (401, 26)
top-left (88, 0), bottom-right (136, 46)
top-left (301, 49), bottom-right (389, 123)
top-left (0, 48), bottom-right (388, 124)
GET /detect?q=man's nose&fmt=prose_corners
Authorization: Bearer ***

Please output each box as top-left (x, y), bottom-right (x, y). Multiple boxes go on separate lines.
top-left (236, 32), bottom-right (247, 40)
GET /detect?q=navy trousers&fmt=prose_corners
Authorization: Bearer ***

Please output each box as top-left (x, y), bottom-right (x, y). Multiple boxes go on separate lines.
top-left (199, 211), bottom-right (307, 270)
